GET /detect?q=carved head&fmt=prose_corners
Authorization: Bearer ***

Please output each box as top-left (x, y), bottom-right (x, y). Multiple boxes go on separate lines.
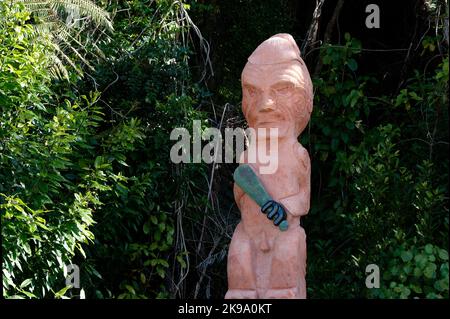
top-left (241, 34), bottom-right (313, 138)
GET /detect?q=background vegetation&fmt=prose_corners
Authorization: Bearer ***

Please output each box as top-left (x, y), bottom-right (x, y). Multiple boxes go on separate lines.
top-left (1, 0), bottom-right (448, 299)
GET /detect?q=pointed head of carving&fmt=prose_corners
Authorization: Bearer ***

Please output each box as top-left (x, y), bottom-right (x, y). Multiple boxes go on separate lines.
top-left (241, 34), bottom-right (313, 138)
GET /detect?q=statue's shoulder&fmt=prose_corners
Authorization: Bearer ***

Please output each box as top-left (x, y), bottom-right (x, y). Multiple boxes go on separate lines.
top-left (238, 149), bottom-right (247, 164)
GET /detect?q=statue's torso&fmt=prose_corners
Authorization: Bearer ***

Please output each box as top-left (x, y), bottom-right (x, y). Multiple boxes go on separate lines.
top-left (236, 140), bottom-right (306, 237)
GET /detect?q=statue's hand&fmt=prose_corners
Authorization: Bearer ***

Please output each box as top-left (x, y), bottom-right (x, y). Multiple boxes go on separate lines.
top-left (261, 200), bottom-right (288, 231)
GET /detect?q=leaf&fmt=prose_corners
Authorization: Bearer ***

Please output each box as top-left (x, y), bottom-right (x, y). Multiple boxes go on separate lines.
top-left (322, 54), bottom-right (331, 65)
top-left (143, 222), bottom-right (150, 235)
top-left (118, 160), bottom-right (129, 167)
top-left (322, 126), bottom-right (331, 136)
top-left (411, 285), bottom-right (422, 294)
top-left (438, 249), bottom-right (448, 261)
top-left (341, 132), bottom-right (349, 144)
top-left (20, 278), bottom-right (32, 289)
top-left (13, 204), bottom-right (25, 214)
top-left (331, 138), bottom-right (339, 151)
top-left (94, 156), bottom-right (103, 169)
top-left (423, 263), bottom-right (437, 279)
top-left (401, 251), bottom-right (413, 262)
top-left (156, 267), bottom-right (166, 279)
top-left (21, 291), bottom-right (37, 298)
top-left (54, 286), bottom-right (71, 298)
top-left (344, 32), bottom-right (351, 42)
top-left (177, 255), bottom-right (187, 269)
top-left (434, 279), bottom-right (449, 292)
top-left (23, 243), bottom-right (32, 255)
top-left (440, 263), bottom-right (449, 277)
top-left (90, 268), bottom-right (103, 279)
top-left (400, 287), bottom-right (411, 298)
top-left (144, 260), bottom-right (152, 267)
top-left (413, 267), bottom-right (422, 277)
top-left (125, 285), bottom-right (136, 295)
top-left (426, 292), bottom-right (438, 298)
top-left (347, 59), bottom-right (358, 71)
top-left (415, 254), bottom-right (427, 268)
top-left (345, 121), bottom-right (354, 129)
top-left (350, 95), bottom-right (359, 107)
top-left (76, 244), bottom-right (86, 259)
top-left (154, 230), bottom-right (161, 241)
top-left (408, 91), bottom-right (422, 101)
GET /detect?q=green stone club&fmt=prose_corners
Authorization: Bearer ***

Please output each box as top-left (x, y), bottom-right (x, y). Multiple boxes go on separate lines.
top-left (233, 164), bottom-right (289, 231)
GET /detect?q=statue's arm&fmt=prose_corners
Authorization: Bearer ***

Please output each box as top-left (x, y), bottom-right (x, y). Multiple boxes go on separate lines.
top-left (233, 150), bottom-right (247, 211)
top-left (233, 182), bottom-right (245, 211)
top-left (279, 145), bottom-right (311, 217)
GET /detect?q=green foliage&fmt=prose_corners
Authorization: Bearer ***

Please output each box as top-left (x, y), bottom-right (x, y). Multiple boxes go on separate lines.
top-left (371, 240), bottom-right (449, 299)
top-left (302, 33), bottom-right (448, 299)
top-left (1, 0), bottom-right (206, 299)
top-left (73, 0), bottom-right (209, 299)
top-left (1, 1), bottom-right (109, 298)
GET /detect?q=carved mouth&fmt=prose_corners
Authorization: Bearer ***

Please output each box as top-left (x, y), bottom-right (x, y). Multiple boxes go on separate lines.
top-left (255, 120), bottom-right (282, 127)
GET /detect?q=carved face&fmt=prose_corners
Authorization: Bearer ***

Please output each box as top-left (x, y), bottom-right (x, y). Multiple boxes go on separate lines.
top-left (241, 60), bottom-right (312, 138)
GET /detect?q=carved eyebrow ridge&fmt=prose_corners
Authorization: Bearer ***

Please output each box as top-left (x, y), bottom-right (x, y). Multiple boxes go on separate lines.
top-left (271, 81), bottom-right (296, 88)
top-left (242, 83), bottom-right (260, 91)
top-left (247, 58), bottom-right (304, 66)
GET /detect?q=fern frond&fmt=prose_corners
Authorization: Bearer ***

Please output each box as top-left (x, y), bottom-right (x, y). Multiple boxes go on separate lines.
top-left (50, 40), bottom-right (82, 74)
top-left (49, 54), bottom-right (70, 79)
top-left (13, 0), bottom-right (113, 79)
top-left (51, 0), bottom-right (113, 31)
top-left (16, 0), bottom-right (112, 30)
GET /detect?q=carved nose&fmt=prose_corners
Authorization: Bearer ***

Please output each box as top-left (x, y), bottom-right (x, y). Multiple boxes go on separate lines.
top-left (259, 95), bottom-right (275, 112)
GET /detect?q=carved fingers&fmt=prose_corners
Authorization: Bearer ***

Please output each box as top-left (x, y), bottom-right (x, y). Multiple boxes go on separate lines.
top-left (261, 200), bottom-right (289, 231)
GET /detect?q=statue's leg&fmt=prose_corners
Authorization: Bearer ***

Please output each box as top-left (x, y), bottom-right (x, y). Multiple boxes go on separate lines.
top-left (225, 223), bottom-right (257, 299)
top-left (264, 225), bottom-right (307, 299)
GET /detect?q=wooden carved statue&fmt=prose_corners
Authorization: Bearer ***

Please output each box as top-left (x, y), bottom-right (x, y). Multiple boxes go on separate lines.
top-left (225, 34), bottom-right (313, 299)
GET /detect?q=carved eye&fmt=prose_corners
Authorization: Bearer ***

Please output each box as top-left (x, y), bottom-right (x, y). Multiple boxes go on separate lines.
top-left (275, 85), bottom-right (294, 96)
top-left (245, 86), bottom-right (257, 97)
top-left (277, 86), bottom-right (291, 94)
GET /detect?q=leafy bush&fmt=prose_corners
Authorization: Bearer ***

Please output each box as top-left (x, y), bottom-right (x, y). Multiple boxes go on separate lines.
top-left (73, 1), bottom-right (210, 299)
top-left (371, 240), bottom-right (449, 299)
top-left (304, 32), bottom-right (448, 298)
top-left (1, 1), bottom-right (107, 298)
